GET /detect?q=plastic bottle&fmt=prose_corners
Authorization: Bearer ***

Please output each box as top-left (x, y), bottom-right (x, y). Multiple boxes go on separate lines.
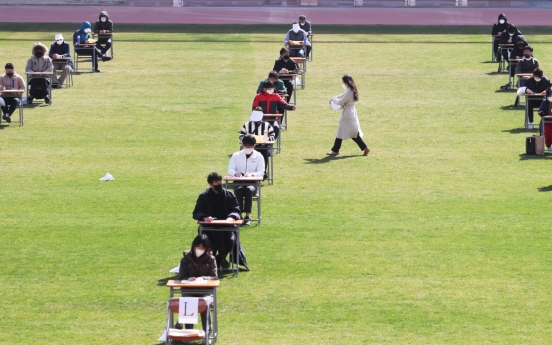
top-left (263, 129), bottom-right (269, 143)
top-left (77, 35), bottom-right (80, 44)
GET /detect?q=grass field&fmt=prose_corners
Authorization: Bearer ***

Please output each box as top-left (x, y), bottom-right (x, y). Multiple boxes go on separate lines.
top-left (1, 24), bottom-right (552, 344)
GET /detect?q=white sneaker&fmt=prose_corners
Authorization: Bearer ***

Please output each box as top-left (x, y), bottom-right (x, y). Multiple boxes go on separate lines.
top-left (528, 123), bottom-right (534, 130)
top-left (548, 147), bottom-right (552, 154)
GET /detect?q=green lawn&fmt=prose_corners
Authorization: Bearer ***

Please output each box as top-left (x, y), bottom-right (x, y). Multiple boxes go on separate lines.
top-left (1, 24), bottom-right (552, 344)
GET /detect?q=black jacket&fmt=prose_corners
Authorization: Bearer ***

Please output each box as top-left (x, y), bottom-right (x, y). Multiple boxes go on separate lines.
top-left (524, 77), bottom-right (551, 94)
top-left (510, 36), bottom-right (528, 59)
top-left (499, 28), bottom-right (522, 44)
top-left (94, 11), bottom-right (114, 33)
top-left (516, 57), bottom-right (539, 74)
top-left (491, 14), bottom-right (508, 35)
top-left (193, 188), bottom-right (241, 221)
top-left (299, 21), bottom-right (312, 33)
top-left (273, 57), bottom-right (298, 74)
top-left (178, 251), bottom-right (218, 280)
top-left (49, 41), bottom-right (74, 69)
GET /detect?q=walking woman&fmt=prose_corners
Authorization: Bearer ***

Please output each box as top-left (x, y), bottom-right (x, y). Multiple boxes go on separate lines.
top-left (327, 75), bottom-right (370, 156)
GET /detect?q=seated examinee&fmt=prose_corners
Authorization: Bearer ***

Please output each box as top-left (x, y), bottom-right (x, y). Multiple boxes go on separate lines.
top-left (508, 36), bottom-right (528, 77)
top-left (49, 34), bottom-right (73, 89)
top-left (491, 13), bottom-right (508, 62)
top-left (298, 15), bottom-right (312, 58)
top-left (0, 63), bottom-right (26, 123)
top-left (177, 234), bottom-right (217, 332)
top-left (515, 46), bottom-right (539, 75)
top-left (25, 42), bottom-right (53, 104)
top-left (273, 47), bottom-right (299, 102)
top-left (93, 11), bottom-right (114, 56)
top-left (252, 81), bottom-right (297, 139)
top-left (239, 109), bottom-right (275, 177)
top-left (537, 88), bottom-right (552, 154)
top-left (256, 71), bottom-right (286, 95)
top-left (192, 172), bottom-right (241, 269)
top-left (284, 21), bottom-right (308, 57)
top-left (499, 24), bottom-right (523, 68)
top-left (523, 68), bottom-right (551, 130)
top-left (73, 21), bottom-right (112, 73)
top-left (228, 135), bottom-right (265, 226)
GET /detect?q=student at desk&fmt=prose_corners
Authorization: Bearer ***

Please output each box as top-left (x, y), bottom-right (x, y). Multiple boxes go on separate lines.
top-left (523, 68), bottom-right (550, 130)
top-left (252, 81), bottom-right (296, 139)
top-left (498, 24), bottom-right (522, 69)
top-left (284, 22), bottom-right (307, 57)
top-left (192, 172), bottom-right (241, 269)
top-left (0, 63), bottom-right (25, 124)
top-left (273, 48), bottom-right (298, 103)
top-left (49, 34), bottom-right (73, 88)
top-left (491, 13), bottom-right (508, 62)
top-left (298, 15), bottom-right (312, 58)
top-left (228, 135), bottom-right (265, 226)
top-left (93, 11), bottom-right (114, 56)
top-left (73, 21), bottom-right (112, 73)
top-left (515, 46), bottom-right (539, 79)
top-left (239, 109), bottom-right (275, 178)
top-left (537, 88), bottom-right (552, 154)
top-left (256, 71), bottom-right (286, 95)
top-left (25, 42), bottom-right (53, 105)
top-left (177, 234), bottom-right (217, 332)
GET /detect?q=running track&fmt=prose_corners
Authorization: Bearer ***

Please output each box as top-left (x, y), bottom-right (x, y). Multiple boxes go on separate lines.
top-left (1, 6), bottom-right (552, 25)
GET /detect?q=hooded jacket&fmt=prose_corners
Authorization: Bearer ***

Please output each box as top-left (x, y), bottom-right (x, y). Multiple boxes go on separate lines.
top-left (49, 41), bottom-right (74, 69)
top-left (73, 21), bottom-right (92, 45)
top-left (228, 149), bottom-right (265, 178)
top-left (499, 25), bottom-right (522, 44)
top-left (178, 250), bottom-right (218, 281)
top-left (25, 42), bottom-right (53, 73)
top-left (252, 91), bottom-right (294, 114)
top-left (192, 188), bottom-right (241, 221)
top-left (510, 35), bottom-right (528, 59)
top-left (273, 57), bottom-right (298, 74)
top-left (94, 11), bottom-right (113, 33)
top-left (491, 13), bottom-right (508, 35)
top-left (516, 56), bottom-right (539, 74)
top-left (299, 20), bottom-right (312, 33)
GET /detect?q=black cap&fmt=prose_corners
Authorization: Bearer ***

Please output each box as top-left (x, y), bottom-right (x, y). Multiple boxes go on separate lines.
top-left (263, 81), bottom-right (274, 88)
top-left (299, 15), bottom-right (306, 20)
top-left (5, 63), bottom-right (14, 69)
top-left (524, 45), bottom-right (533, 52)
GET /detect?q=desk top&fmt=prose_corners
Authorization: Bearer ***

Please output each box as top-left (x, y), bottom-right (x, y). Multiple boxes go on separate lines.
top-left (279, 74), bottom-right (298, 77)
top-left (524, 93), bottom-right (545, 97)
top-left (1, 89), bottom-right (24, 93)
top-left (53, 57), bottom-right (71, 60)
top-left (509, 59), bottom-right (520, 62)
top-left (291, 57), bottom-right (306, 61)
top-left (198, 220), bottom-right (244, 226)
top-left (224, 176), bottom-right (263, 182)
top-left (516, 73), bottom-right (533, 77)
top-left (74, 42), bottom-right (96, 46)
top-left (499, 44), bottom-right (514, 47)
top-left (166, 279), bottom-right (220, 288)
top-left (542, 116), bottom-right (552, 120)
top-left (26, 71), bottom-right (53, 75)
top-left (264, 114), bottom-right (283, 118)
top-left (95, 32), bottom-right (113, 35)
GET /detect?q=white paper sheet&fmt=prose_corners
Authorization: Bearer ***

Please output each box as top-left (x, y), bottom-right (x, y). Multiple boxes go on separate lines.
top-left (169, 264), bottom-right (180, 274)
top-left (178, 297), bottom-right (199, 325)
top-left (99, 173), bottom-right (114, 181)
top-left (330, 101), bottom-right (341, 111)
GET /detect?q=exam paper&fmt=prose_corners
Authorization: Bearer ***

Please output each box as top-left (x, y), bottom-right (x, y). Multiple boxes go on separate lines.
top-left (330, 101), bottom-right (341, 111)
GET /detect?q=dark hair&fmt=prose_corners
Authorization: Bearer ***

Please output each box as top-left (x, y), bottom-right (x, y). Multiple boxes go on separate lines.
top-left (507, 24), bottom-right (517, 34)
top-left (242, 134), bottom-right (256, 146)
top-left (533, 68), bottom-right (543, 78)
top-left (292, 21), bottom-right (298, 24)
top-left (268, 71), bottom-right (279, 79)
top-left (190, 234), bottom-right (211, 256)
top-left (263, 81), bottom-right (274, 89)
top-left (5, 63), bottom-right (14, 69)
top-left (280, 47), bottom-right (289, 55)
top-left (523, 45), bottom-right (533, 52)
top-left (299, 15), bottom-right (306, 20)
top-left (254, 106), bottom-right (262, 111)
top-left (207, 172), bottom-right (222, 184)
top-left (342, 74), bottom-right (359, 102)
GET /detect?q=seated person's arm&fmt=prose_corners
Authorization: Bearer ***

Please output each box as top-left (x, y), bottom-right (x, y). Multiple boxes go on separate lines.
top-left (192, 194), bottom-right (209, 221)
top-left (277, 81), bottom-right (286, 94)
top-left (45, 60), bottom-right (54, 73)
top-left (252, 96), bottom-right (260, 110)
top-left (248, 156), bottom-right (265, 177)
top-left (284, 32), bottom-right (290, 45)
top-left (267, 124), bottom-right (275, 141)
top-left (278, 96), bottom-right (296, 110)
top-left (204, 257), bottom-right (218, 280)
top-left (228, 153), bottom-right (241, 177)
top-left (25, 59), bottom-right (34, 73)
top-left (17, 76), bottom-right (26, 91)
top-left (239, 123), bottom-right (248, 141)
top-left (226, 196), bottom-right (241, 220)
top-left (256, 80), bottom-right (265, 94)
top-left (288, 61), bottom-right (298, 74)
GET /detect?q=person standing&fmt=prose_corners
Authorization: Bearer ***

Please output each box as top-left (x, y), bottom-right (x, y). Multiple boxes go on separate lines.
top-left (327, 75), bottom-right (370, 156)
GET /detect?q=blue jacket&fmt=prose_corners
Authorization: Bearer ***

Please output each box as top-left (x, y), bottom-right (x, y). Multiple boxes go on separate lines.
top-left (49, 41), bottom-right (74, 69)
top-left (73, 21), bottom-right (91, 45)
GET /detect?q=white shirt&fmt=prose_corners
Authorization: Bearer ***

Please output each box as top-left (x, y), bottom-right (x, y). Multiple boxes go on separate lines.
top-left (228, 149), bottom-right (265, 177)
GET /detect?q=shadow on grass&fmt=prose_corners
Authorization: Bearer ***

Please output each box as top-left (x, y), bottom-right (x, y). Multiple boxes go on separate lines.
top-left (538, 185), bottom-right (552, 192)
top-left (500, 105), bottom-right (523, 111)
top-left (486, 72), bottom-right (504, 76)
top-left (519, 154), bottom-right (552, 160)
top-left (502, 128), bottom-right (531, 134)
top-left (304, 155), bottom-right (359, 164)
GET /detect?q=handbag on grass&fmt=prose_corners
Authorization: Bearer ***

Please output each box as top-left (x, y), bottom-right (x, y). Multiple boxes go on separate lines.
top-left (526, 135), bottom-right (544, 155)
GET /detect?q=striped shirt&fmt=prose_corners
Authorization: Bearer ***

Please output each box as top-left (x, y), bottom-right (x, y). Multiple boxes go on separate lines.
top-left (239, 121), bottom-right (275, 141)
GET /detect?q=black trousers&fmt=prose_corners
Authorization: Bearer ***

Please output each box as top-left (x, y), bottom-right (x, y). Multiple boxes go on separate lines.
top-left (283, 80), bottom-right (294, 103)
top-left (527, 100), bottom-right (541, 123)
top-left (234, 185), bottom-right (257, 213)
top-left (1, 96), bottom-right (20, 116)
top-left (202, 230), bottom-right (233, 263)
top-left (76, 47), bottom-right (102, 69)
top-left (493, 39), bottom-right (501, 61)
top-left (29, 78), bottom-right (50, 99)
top-left (96, 37), bottom-right (112, 55)
top-left (331, 133), bottom-right (367, 152)
top-left (306, 45), bottom-right (312, 58)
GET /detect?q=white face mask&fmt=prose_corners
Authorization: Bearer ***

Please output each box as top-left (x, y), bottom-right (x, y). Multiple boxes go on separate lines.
top-left (84, 28), bottom-right (91, 33)
top-left (547, 97), bottom-right (552, 102)
top-left (499, 19), bottom-right (505, 24)
top-left (535, 77), bottom-right (542, 82)
top-left (195, 248), bottom-right (205, 257)
top-left (101, 17), bottom-right (107, 22)
top-left (243, 148), bottom-right (254, 155)
top-left (56, 40), bottom-right (63, 45)
top-left (292, 24), bottom-right (300, 33)
top-left (342, 83), bottom-right (347, 90)
top-left (509, 33), bottom-right (514, 37)
top-left (266, 88), bottom-right (274, 94)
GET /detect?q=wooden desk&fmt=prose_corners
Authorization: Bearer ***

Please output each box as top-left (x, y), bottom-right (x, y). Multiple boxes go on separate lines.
top-left (491, 34), bottom-right (500, 62)
top-left (498, 44), bottom-right (513, 73)
top-left (198, 221), bottom-right (243, 277)
top-left (507, 58), bottom-right (520, 85)
top-left (74, 43), bottom-right (97, 73)
top-left (263, 114), bottom-right (283, 151)
top-left (0, 89), bottom-right (24, 126)
top-left (166, 279), bottom-right (219, 343)
top-left (524, 93), bottom-right (545, 129)
top-left (279, 74), bottom-right (298, 105)
top-left (223, 176), bottom-right (263, 225)
top-left (52, 57), bottom-right (73, 87)
top-left (92, 32), bottom-right (114, 58)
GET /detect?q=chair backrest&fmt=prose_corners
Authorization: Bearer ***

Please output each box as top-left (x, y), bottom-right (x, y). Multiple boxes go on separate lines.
top-left (548, 100), bottom-right (552, 115)
top-left (169, 297), bottom-right (208, 314)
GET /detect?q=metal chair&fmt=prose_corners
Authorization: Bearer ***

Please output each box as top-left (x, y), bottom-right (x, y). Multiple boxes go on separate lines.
top-left (0, 96), bottom-right (23, 126)
top-left (164, 296), bottom-right (215, 345)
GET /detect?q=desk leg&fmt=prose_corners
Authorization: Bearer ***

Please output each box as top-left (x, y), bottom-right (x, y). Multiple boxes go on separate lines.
top-left (293, 79), bottom-right (297, 105)
top-left (525, 101), bottom-right (529, 129)
top-left (213, 289), bottom-right (218, 343)
top-left (270, 148), bottom-right (274, 185)
top-left (257, 182), bottom-right (261, 226)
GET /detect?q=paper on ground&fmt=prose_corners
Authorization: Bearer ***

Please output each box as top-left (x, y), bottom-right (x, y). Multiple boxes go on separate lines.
top-left (330, 101), bottom-right (341, 111)
top-left (99, 173), bottom-right (114, 181)
top-left (169, 264), bottom-right (180, 274)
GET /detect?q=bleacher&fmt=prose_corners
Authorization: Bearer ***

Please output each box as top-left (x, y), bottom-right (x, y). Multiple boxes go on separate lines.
top-left (0, 0), bottom-right (125, 5)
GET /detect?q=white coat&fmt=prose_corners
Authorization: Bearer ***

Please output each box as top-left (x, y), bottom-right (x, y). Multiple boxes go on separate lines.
top-left (228, 149), bottom-right (265, 177)
top-left (330, 88), bottom-right (363, 140)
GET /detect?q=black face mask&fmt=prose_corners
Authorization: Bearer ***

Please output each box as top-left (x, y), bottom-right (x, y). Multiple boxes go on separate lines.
top-left (283, 55), bottom-right (290, 60)
top-left (213, 184), bottom-right (223, 193)
top-left (35, 51), bottom-right (44, 58)
top-left (6, 72), bottom-right (14, 77)
top-left (524, 54), bottom-right (531, 58)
